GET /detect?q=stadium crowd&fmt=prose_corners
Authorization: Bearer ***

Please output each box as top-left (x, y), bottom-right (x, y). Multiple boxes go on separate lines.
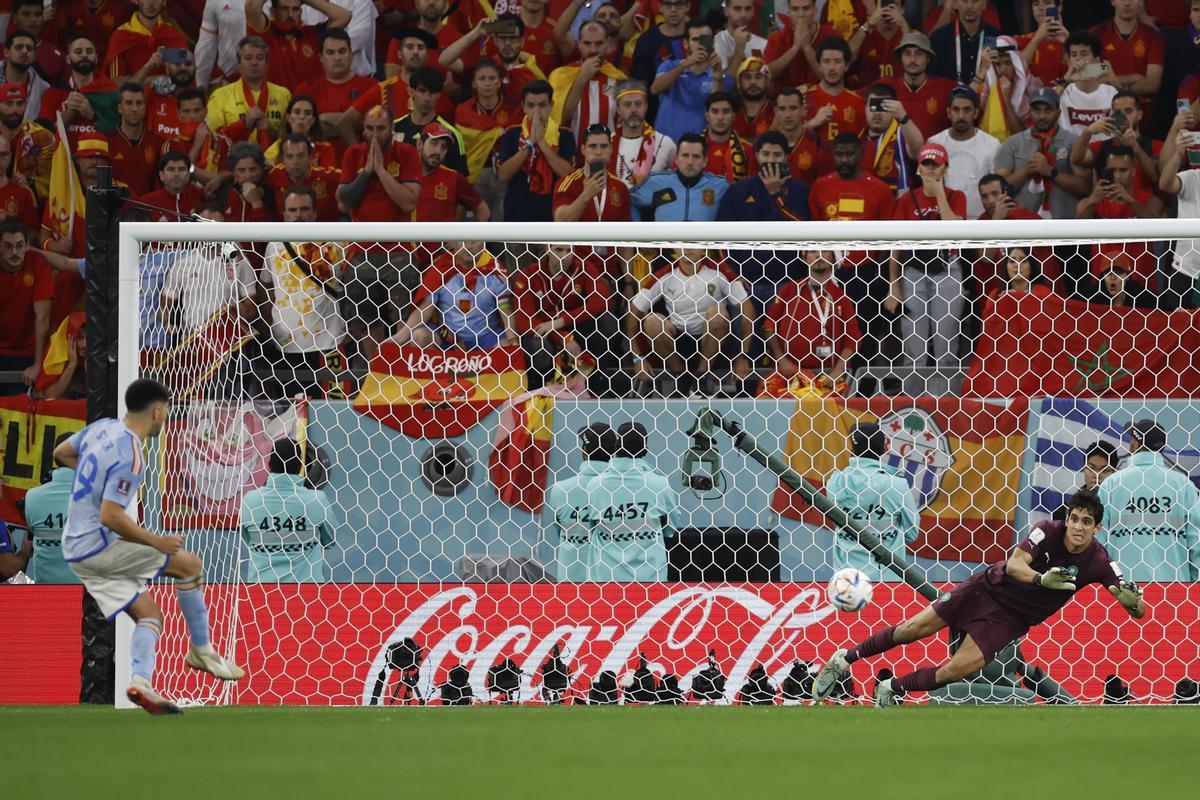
top-left (3, 0), bottom-right (1200, 399)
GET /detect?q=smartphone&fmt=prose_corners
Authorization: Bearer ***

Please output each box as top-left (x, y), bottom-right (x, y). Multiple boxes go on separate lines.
top-left (1110, 109), bottom-right (1127, 130)
top-left (983, 36), bottom-right (998, 50)
top-left (868, 97), bottom-right (886, 113)
top-left (698, 34), bottom-right (714, 53)
top-left (1078, 62), bottom-right (1107, 80)
top-left (1178, 99), bottom-right (1192, 114)
top-left (588, 160), bottom-right (606, 176)
top-left (1044, 6), bottom-right (1059, 20)
top-left (1100, 168), bottom-right (1116, 184)
top-left (1188, 149), bottom-right (1200, 167)
top-left (482, 19), bottom-right (519, 36)
top-left (161, 47), bottom-right (190, 65)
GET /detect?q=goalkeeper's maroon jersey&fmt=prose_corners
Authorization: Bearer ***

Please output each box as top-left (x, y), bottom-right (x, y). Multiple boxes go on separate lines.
top-left (981, 520), bottom-right (1123, 627)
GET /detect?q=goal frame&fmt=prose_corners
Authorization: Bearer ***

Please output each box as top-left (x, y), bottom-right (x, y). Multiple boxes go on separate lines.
top-left (113, 217), bottom-right (1200, 708)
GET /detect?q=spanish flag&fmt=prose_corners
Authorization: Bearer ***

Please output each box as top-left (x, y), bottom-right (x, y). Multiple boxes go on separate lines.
top-left (980, 79), bottom-right (1009, 142)
top-left (46, 113), bottom-right (84, 243)
top-left (34, 311), bottom-right (86, 394)
top-left (772, 396), bottom-right (1029, 562)
top-left (455, 100), bottom-right (520, 183)
top-left (489, 393), bottom-right (555, 512)
top-left (354, 342), bottom-right (526, 439)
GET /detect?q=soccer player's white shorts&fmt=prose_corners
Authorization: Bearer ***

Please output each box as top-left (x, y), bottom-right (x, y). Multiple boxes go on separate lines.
top-left (69, 540), bottom-right (170, 619)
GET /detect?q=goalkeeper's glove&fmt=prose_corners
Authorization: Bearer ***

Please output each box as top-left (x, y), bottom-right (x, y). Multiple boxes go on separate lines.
top-left (1034, 567), bottom-right (1076, 591)
top-left (1108, 581), bottom-right (1143, 611)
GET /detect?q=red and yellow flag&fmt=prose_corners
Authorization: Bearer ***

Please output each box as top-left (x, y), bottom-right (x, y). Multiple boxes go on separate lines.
top-left (772, 396), bottom-right (1029, 563)
top-left (489, 394), bottom-right (555, 512)
top-left (353, 342), bottom-right (526, 438)
top-left (45, 113), bottom-right (84, 242)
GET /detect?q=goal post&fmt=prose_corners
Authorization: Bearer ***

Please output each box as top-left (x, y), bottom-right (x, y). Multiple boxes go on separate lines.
top-left (116, 217), bottom-right (1200, 707)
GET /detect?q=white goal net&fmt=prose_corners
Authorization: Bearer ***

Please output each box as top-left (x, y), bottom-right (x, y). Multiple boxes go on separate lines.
top-left (118, 219), bottom-right (1200, 706)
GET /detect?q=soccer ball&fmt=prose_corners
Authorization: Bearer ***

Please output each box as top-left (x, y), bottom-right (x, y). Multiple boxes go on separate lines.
top-left (827, 568), bottom-right (874, 612)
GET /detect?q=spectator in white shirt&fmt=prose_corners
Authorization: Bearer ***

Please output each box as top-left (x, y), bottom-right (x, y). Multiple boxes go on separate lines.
top-left (927, 85), bottom-right (1001, 219)
top-left (195, 0), bottom-right (246, 89)
top-left (715, 0), bottom-right (767, 71)
top-left (293, 0), bottom-right (378, 77)
top-left (260, 185), bottom-right (347, 398)
top-left (628, 248), bottom-right (753, 395)
top-left (160, 202), bottom-right (256, 333)
top-left (1159, 123), bottom-right (1200, 309)
top-left (1056, 31), bottom-right (1117, 138)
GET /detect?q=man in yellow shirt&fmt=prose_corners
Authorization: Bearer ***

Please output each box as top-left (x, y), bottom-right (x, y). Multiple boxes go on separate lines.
top-left (207, 36), bottom-right (291, 150)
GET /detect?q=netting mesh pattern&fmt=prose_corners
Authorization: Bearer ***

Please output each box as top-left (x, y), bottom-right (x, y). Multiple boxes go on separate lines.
top-left (133, 233), bottom-right (1200, 706)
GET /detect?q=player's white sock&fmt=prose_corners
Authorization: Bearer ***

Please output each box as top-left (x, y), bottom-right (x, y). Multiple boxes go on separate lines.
top-left (130, 618), bottom-right (162, 684)
top-left (175, 575), bottom-right (211, 650)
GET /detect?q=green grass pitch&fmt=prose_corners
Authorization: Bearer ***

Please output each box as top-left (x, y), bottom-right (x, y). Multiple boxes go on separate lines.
top-left (4, 705), bottom-right (1192, 798)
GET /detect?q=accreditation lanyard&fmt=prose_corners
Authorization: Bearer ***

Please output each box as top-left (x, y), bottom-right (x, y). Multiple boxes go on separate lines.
top-left (953, 18), bottom-right (982, 85)
top-left (810, 284), bottom-right (834, 341)
top-left (592, 181), bottom-right (608, 220)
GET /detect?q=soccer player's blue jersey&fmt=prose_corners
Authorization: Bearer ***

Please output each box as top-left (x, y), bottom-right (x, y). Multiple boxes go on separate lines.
top-left (24, 467), bottom-right (80, 584)
top-left (239, 474), bottom-right (336, 582)
top-left (543, 461), bottom-right (607, 582)
top-left (61, 419), bottom-right (146, 562)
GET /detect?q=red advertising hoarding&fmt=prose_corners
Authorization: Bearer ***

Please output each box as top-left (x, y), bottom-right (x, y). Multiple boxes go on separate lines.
top-left (165, 582), bottom-right (1200, 706)
top-left (6, 583), bottom-right (1195, 705)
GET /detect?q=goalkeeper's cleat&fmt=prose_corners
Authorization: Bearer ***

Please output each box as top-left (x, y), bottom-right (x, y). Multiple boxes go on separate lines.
top-left (874, 677), bottom-right (898, 709)
top-left (127, 679), bottom-right (182, 715)
top-left (185, 647), bottom-right (246, 681)
top-left (811, 649), bottom-right (850, 704)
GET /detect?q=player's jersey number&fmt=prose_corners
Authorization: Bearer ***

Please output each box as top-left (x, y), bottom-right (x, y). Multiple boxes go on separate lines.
top-left (71, 451), bottom-right (100, 502)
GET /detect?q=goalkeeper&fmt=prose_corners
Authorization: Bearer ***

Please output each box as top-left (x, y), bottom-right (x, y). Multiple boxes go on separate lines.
top-left (812, 490), bottom-right (1147, 707)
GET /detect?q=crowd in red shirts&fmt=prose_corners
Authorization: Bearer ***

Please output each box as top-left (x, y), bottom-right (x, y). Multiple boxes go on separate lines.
top-left (4, 0), bottom-right (1200, 399)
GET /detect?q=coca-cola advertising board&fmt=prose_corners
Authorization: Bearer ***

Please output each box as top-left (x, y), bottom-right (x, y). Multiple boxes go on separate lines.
top-left (152, 582), bottom-right (1199, 705)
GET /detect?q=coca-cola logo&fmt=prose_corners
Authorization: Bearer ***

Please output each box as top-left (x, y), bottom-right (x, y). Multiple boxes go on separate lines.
top-left (360, 586), bottom-right (836, 705)
top-left (404, 352), bottom-right (495, 376)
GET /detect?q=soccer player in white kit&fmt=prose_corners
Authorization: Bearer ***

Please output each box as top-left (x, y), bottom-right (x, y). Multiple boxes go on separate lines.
top-left (55, 379), bottom-right (245, 714)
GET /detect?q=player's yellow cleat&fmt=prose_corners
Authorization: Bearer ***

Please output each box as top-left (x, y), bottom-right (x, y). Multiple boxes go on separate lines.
top-left (185, 647), bottom-right (246, 681)
top-left (127, 679), bottom-right (183, 715)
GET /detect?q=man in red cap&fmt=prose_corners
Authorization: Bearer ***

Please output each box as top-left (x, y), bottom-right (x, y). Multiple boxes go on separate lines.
top-left (245, 0), bottom-right (351, 91)
top-left (412, 122), bottom-right (488, 222)
top-left (890, 140), bottom-right (968, 395)
top-left (42, 133), bottom-right (110, 260)
top-left (0, 81), bottom-right (55, 203)
top-left (103, 0), bottom-right (189, 84)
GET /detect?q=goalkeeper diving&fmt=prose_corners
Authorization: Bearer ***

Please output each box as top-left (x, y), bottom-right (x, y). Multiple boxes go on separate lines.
top-left (813, 490), bottom-right (1147, 706)
top-left (55, 379), bottom-right (245, 715)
